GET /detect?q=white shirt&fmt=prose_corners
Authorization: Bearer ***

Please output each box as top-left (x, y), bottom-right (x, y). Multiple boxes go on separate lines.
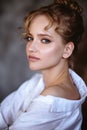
top-left (0, 69), bottom-right (87, 130)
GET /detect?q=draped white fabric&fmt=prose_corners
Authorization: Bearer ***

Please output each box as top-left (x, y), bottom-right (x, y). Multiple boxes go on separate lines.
top-left (0, 69), bottom-right (87, 130)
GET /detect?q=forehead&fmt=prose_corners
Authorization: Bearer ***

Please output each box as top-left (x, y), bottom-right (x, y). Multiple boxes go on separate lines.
top-left (29, 15), bottom-right (50, 28)
top-left (29, 15), bottom-right (57, 33)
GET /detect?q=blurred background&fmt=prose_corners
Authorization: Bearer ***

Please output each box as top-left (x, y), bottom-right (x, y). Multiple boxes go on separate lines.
top-left (0, 0), bottom-right (87, 102)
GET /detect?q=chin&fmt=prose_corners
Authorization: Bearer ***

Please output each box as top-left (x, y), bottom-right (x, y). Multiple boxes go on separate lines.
top-left (29, 65), bottom-right (40, 71)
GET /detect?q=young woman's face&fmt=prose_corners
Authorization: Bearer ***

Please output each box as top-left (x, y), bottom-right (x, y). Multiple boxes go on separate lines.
top-left (26, 15), bottom-right (66, 71)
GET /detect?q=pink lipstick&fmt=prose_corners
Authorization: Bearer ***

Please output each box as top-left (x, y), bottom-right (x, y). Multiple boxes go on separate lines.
top-left (28, 55), bottom-right (40, 62)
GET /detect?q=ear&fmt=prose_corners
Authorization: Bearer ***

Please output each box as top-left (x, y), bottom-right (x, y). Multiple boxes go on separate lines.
top-left (63, 42), bottom-right (74, 59)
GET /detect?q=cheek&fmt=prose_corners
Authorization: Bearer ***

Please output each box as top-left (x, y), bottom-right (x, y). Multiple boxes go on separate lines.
top-left (42, 45), bottom-right (64, 65)
top-left (41, 46), bottom-right (60, 60)
top-left (41, 47), bottom-right (54, 56)
top-left (43, 46), bottom-right (62, 56)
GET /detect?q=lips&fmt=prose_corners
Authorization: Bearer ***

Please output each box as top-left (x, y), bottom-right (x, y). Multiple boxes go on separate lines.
top-left (28, 55), bottom-right (40, 61)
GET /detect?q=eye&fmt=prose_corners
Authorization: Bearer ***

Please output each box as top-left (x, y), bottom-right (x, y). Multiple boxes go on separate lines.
top-left (24, 36), bottom-right (33, 42)
top-left (41, 39), bottom-right (51, 44)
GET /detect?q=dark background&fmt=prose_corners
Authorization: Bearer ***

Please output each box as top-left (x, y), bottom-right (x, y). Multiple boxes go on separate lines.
top-left (0, 0), bottom-right (87, 129)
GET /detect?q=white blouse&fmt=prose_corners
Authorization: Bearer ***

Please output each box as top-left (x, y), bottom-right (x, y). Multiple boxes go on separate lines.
top-left (0, 69), bottom-right (87, 130)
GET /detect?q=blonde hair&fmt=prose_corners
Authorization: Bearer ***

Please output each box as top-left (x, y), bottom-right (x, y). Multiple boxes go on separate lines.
top-left (24, 0), bottom-right (84, 68)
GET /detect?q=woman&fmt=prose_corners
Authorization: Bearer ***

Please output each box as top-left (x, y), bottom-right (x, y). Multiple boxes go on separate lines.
top-left (0, 0), bottom-right (87, 129)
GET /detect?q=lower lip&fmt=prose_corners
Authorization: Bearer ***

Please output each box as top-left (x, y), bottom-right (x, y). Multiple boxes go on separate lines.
top-left (28, 56), bottom-right (40, 62)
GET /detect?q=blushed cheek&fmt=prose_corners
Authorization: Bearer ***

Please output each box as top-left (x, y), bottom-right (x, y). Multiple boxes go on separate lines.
top-left (48, 48), bottom-right (63, 62)
top-left (42, 47), bottom-right (56, 55)
top-left (42, 49), bottom-right (58, 62)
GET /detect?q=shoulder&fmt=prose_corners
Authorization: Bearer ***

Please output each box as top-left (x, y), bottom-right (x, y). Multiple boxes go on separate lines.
top-left (41, 85), bottom-right (67, 98)
top-left (41, 85), bottom-right (80, 100)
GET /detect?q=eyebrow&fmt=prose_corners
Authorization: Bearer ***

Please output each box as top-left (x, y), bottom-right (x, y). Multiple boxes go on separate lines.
top-left (38, 34), bottom-right (52, 38)
top-left (27, 30), bottom-right (54, 40)
top-left (28, 32), bottom-right (52, 38)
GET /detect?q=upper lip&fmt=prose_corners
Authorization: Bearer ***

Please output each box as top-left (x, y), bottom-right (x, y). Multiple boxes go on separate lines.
top-left (28, 55), bottom-right (40, 60)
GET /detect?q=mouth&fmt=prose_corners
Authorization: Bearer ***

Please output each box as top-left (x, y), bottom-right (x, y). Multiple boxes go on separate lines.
top-left (28, 55), bottom-right (40, 62)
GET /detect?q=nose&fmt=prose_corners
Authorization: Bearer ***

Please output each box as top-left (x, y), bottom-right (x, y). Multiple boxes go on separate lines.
top-left (27, 41), bottom-right (38, 52)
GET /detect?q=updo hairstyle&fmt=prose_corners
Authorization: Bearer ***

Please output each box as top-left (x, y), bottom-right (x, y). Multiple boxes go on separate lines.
top-left (24, 0), bottom-right (84, 68)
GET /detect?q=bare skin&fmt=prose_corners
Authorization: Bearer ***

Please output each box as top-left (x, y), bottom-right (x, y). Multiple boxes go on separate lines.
top-left (41, 63), bottom-right (80, 100)
top-left (26, 15), bottom-right (80, 100)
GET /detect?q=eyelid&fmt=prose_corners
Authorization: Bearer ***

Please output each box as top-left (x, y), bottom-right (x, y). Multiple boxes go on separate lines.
top-left (24, 35), bottom-right (33, 42)
top-left (41, 38), bottom-right (51, 43)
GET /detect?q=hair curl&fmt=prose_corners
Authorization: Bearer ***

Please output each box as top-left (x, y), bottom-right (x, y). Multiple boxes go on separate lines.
top-left (54, 0), bottom-right (83, 14)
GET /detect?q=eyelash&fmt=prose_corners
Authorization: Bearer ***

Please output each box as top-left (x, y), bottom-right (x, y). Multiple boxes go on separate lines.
top-left (24, 36), bottom-right (33, 42)
top-left (41, 39), bottom-right (51, 44)
top-left (24, 36), bottom-right (51, 44)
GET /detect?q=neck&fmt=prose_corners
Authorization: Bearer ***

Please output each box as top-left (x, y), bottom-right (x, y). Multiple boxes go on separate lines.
top-left (41, 62), bottom-right (70, 88)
